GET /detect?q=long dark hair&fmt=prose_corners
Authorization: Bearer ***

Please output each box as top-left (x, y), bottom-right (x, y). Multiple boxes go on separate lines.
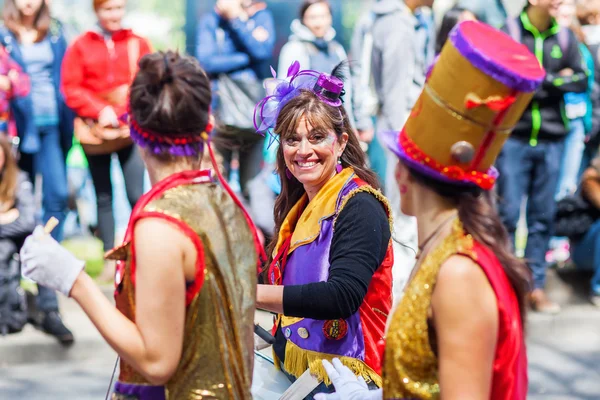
top-left (3, 0), bottom-right (51, 43)
top-left (409, 167), bottom-right (531, 323)
top-left (129, 51), bottom-right (212, 153)
top-left (436, 7), bottom-right (470, 54)
top-left (265, 90), bottom-right (379, 269)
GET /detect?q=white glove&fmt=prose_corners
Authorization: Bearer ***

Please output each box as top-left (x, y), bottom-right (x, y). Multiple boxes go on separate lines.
top-left (20, 226), bottom-right (85, 297)
top-left (314, 359), bottom-right (383, 400)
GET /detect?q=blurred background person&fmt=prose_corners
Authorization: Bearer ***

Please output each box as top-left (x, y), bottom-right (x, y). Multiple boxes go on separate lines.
top-left (0, 135), bottom-right (35, 335)
top-left (369, 0), bottom-right (435, 297)
top-left (498, 0), bottom-right (588, 314)
top-left (578, 0), bottom-right (600, 167)
top-left (435, 6), bottom-right (477, 54)
top-left (0, 41), bottom-right (30, 137)
top-left (456, 0), bottom-right (508, 28)
top-left (580, 0), bottom-right (600, 45)
top-left (547, 0), bottom-right (596, 266)
top-left (570, 156), bottom-right (600, 307)
top-left (61, 0), bottom-right (152, 280)
top-left (196, 0), bottom-right (275, 198)
top-left (553, 0), bottom-right (592, 201)
top-left (277, 0), bottom-right (356, 130)
top-left (349, 2), bottom-right (387, 188)
top-left (1, 0), bottom-right (75, 344)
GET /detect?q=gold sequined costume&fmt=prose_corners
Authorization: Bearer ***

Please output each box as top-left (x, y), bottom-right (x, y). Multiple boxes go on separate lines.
top-left (383, 220), bottom-right (473, 399)
top-left (107, 170), bottom-right (258, 400)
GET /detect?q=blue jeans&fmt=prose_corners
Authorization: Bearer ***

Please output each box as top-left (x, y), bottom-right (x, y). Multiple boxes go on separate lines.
top-left (496, 137), bottom-right (564, 289)
top-left (34, 125), bottom-right (69, 311)
top-left (571, 219), bottom-right (600, 296)
top-left (555, 118), bottom-right (586, 201)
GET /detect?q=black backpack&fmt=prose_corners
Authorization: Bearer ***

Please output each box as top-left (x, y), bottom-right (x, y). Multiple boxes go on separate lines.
top-left (0, 252), bottom-right (27, 335)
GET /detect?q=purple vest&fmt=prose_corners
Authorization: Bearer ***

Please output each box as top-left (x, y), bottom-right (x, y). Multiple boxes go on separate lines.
top-left (280, 177), bottom-right (366, 360)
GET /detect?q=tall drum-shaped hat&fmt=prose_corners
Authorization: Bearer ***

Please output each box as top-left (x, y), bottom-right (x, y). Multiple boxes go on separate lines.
top-left (381, 20), bottom-right (545, 190)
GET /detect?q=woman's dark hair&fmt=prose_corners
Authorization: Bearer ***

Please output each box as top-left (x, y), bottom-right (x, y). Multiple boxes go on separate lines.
top-left (3, 0), bottom-right (51, 43)
top-left (265, 90), bottom-right (379, 273)
top-left (408, 166), bottom-right (532, 324)
top-left (436, 7), bottom-right (470, 54)
top-left (129, 51), bottom-right (212, 151)
top-left (0, 136), bottom-right (20, 212)
top-left (299, 0), bottom-right (331, 20)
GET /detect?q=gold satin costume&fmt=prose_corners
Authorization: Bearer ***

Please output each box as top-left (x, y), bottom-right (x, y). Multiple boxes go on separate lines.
top-left (107, 180), bottom-right (258, 399)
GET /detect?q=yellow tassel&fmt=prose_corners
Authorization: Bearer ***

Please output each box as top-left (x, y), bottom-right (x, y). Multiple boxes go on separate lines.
top-left (282, 340), bottom-right (382, 387)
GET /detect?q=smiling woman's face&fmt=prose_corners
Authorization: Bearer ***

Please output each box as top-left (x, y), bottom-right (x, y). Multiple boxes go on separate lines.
top-left (282, 114), bottom-right (347, 197)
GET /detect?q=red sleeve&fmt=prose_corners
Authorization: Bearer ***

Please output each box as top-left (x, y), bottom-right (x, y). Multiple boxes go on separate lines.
top-left (139, 37), bottom-right (153, 57)
top-left (61, 38), bottom-right (111, 119)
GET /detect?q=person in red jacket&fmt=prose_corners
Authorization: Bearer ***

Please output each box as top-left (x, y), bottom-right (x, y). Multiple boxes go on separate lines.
top-left (61, 0), bottom-right (151, 278)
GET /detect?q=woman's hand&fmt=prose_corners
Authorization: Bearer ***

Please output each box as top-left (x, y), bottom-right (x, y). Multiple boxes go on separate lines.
top-left (314, 359), bottom-right (382, 400)
top-left (0, 208), bottom-right (20, 225)
top-left (20, 226), bottom-right (86, 297)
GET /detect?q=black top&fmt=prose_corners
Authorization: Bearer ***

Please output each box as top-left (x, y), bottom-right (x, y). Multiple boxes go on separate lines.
top-left (273, 192), bottom-right (391, 362)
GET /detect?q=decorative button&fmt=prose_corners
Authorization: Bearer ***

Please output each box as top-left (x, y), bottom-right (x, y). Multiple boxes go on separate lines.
top-left (450, 141), bottom-right (475, 164)
top-left (323, 319), bottom-right (348, 340)
top-left (284, 327), bottom-right (292, 338)
top-left (298, 327), bottom-right (309, 339)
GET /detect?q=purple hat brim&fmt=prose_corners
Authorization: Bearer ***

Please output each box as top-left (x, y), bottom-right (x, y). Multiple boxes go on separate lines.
top-left (379, 130), bottom-right (486, 189)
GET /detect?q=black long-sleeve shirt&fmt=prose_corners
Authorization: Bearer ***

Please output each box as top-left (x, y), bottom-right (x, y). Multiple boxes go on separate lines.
top-left (274, 192), bottom-right (391, 361)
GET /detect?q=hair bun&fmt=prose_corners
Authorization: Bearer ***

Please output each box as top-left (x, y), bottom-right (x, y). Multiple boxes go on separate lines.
top-left (160, 53), bottom-right (174, 85)
top-left (138, 51), bottom-right (177, 89)
top-left (129, 50), bottom-right (212, 138)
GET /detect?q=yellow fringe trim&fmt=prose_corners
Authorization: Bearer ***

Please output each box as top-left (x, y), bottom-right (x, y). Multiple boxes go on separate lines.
top-left (281, 339), bottom-right (382, 387)
top-left (281, 316), bottom-right (304, 327)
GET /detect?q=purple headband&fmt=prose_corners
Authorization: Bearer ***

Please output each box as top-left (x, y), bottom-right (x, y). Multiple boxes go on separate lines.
top-left (253, 61), bottom-right (345, 136)
top-left (123, 108), bottom-right (210, 157)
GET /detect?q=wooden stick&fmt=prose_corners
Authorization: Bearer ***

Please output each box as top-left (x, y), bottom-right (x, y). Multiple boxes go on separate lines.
top-left (44, 217), bottom-right (59, 235)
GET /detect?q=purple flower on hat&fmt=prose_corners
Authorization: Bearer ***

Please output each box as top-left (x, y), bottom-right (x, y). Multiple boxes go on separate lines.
top-left (253, 61), bottom-right (346, 137)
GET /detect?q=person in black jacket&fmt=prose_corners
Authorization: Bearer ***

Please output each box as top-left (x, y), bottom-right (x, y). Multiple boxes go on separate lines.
top-left (0, 134), bottom-right (35, 334)
top-left (497, 0), bottom-right (588, 314)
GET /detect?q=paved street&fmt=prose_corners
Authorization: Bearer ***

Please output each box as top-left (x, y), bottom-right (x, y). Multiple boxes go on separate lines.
top-left (1, 270), bottom-right (599, 399)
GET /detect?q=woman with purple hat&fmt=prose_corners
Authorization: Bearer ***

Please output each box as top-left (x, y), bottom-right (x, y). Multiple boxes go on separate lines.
top-left (254, 61), bottom-right (393, 397)
top-left (315, 20), bottom-right (544, 400)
